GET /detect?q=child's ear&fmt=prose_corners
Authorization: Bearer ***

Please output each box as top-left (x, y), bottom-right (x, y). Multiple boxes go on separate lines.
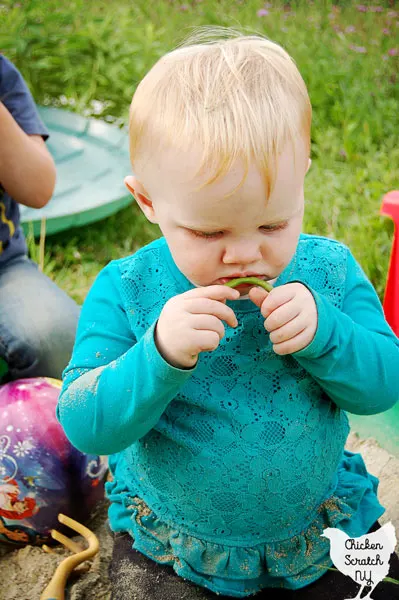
top-left (124, 175), bottom-right (158, 224)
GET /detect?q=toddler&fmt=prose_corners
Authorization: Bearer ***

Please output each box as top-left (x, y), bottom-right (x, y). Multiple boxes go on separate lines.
top-left (57, 28), bottom-right (399, 598)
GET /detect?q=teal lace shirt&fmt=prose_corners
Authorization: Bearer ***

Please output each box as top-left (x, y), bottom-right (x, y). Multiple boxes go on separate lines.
top-left (57, 233), bottom-right (399, 597)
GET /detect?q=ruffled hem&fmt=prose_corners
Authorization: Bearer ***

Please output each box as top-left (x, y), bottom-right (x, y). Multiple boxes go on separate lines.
top-left (105, 450), bottom-right (385, 597)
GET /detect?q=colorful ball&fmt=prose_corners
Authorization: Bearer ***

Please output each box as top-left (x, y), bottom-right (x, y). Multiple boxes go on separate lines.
top-left (0, 378), bottom-right (107, 546)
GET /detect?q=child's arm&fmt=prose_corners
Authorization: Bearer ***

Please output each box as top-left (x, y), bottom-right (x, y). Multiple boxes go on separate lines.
top-left (56, 261), bottom-right (195, 456)
top-left (0, 54), bottom-right (56, 208)
top-left (0, 101), bottom-right (55, 208)
top-left (291, 248), bottom-right (399, 415)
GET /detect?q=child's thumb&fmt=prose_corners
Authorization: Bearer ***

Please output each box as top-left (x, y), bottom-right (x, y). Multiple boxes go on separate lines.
top-left (249, 286), bottom-right (268, 308)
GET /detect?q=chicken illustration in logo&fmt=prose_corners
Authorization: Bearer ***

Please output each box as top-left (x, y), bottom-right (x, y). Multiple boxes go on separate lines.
top-left (321, 522), bottom-right (397, 599)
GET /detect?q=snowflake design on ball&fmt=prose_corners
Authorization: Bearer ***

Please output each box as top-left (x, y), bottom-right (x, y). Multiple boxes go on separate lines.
top-left (13, 440), bottom-right (34, 457)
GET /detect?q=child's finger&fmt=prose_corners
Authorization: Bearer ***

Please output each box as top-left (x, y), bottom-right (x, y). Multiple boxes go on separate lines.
top-left (269, 315), bottom-right (306, 344)
top-left (272, 328), bottom-right (312, 356)
top-left (265, 301), bottom-right (301, 332)
top-left (248, 286), bottom-right (268, 308)
top-left (185, 298), bottom-right (238, 329)
top-left (261, 285), bottom-right (297, 318)
top-left (186, 285), bottom-right (240, 302)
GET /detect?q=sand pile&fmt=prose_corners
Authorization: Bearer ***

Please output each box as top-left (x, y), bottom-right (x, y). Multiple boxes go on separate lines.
top-left (0, 500), bottom-right (113, 600)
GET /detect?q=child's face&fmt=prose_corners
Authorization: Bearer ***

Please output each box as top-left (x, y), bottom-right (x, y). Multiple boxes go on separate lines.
top-left (126, 137), bottom-right (310, 296)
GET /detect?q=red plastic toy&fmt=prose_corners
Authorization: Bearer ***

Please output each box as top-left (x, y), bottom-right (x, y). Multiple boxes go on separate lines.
top-left (380, 190), bottom-right (399, 336)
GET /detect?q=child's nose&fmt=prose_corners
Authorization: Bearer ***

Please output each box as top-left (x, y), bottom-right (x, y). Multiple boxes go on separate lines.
top-left (222, 240), bottom-right (263, 264)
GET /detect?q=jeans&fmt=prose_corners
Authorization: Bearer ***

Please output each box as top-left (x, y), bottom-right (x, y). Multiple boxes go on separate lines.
top-left (0, 254), bottom-right (80, 381)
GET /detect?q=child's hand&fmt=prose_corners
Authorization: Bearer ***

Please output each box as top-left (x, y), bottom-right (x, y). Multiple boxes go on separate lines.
top-left (249, 283), bottom-right (317, 355)
top-left (155, 286), bottom-right (240, 369)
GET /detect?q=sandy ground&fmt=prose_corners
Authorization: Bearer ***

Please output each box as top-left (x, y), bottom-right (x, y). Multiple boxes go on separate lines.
top-left (1, 431), bottom-right (398, 600)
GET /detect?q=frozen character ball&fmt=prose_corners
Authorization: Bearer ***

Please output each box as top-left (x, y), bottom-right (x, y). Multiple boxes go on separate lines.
top-left (0, 377), bottom-right (108, 546)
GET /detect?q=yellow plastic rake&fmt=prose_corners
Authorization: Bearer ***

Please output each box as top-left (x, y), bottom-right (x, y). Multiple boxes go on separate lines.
top-left (40, 513), bottom-right (99, 600)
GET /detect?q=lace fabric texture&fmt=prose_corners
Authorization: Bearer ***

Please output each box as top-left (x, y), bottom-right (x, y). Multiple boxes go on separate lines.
top-left (106, 450), bottom-right (382, 596)
top-left (115, 236), bottom-right (350, 536)
top-left (61, 233), bottom-right (388, 595)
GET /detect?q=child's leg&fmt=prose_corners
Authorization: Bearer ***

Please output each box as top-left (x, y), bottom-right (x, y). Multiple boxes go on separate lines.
top-left (109, 533), bottom-right (293, 599)
top-left (110, 522), bottom-right (399, 600)
top-left (0, 255), bottom-right (79, 380)
top-left (108, 532), bottom-right (220, 600)
top-left (272, 520), bottom-right (399, 600)
top-left (281, 549), bottom-right (399, 600)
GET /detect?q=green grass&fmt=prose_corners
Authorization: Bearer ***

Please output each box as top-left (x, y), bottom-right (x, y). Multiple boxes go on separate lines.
top-left (1, 0), bottom-right (398, 304)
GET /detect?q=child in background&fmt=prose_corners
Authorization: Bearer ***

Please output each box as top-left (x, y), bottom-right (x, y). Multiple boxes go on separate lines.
top-left (57, 27), bottom-right (399, 599)
top-left (0, 55), bottom-right (80, 381)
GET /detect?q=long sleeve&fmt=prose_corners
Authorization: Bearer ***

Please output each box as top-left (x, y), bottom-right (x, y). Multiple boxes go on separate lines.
top-left (56, 261), bottom-right (195, 456)
top-left (291, 247), bottom-right (399, 415)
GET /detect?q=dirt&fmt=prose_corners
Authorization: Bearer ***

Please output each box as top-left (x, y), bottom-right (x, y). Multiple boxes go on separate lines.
top-left (0, 500), bottom-right (113, 600)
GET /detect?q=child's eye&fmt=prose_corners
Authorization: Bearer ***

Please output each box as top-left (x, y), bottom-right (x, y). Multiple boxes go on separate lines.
top-left (190, 230), bottom-right (222, 239)
top-left (260, 222), bottom-right (288, 232)
top-left (190, 222), bottom-right (287, 239)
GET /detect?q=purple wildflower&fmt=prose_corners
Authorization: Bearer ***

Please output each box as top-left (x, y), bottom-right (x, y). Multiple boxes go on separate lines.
top-left (356, 4), bottom-right (368, 12)
top-left (383, 28), bottom-right (390, 35)
top-left (345, 25), bottom-right (356, 33)
top-left (369, 6), bottom-right (383, 12)
top-left (179, 4), bottom-right (189, 11)
top-left (349, 44), bottom-right (367, 53)
top-left (257, 8), bottom-right (269, 17)
top-left (388, 48), bottom-right (398, 56)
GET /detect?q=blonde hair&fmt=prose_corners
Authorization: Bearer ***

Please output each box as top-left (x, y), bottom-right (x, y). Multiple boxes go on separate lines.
top-left (129, 26), bottom-right (312, 199)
